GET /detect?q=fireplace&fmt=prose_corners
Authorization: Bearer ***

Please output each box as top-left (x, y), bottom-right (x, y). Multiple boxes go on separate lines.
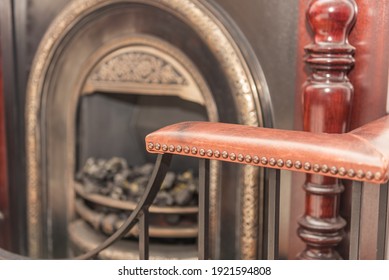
top-left (26, 0), bottom-right (273, 259)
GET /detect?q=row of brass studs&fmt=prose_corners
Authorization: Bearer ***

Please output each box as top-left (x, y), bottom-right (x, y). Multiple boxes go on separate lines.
top-left (147, 142), bottom-right (382, 181)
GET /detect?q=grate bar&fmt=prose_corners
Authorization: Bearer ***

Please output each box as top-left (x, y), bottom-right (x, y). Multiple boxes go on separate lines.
top-left (377, 182), bottom-right (389, 259)
top-left (198, 158), bottom-right (210, 260)
top-left (139, 210), bottom-right (149, 260)
top-left (349, 181), bottom-right (362, 260)
top-left (264, 168), bottom-right (280, 260)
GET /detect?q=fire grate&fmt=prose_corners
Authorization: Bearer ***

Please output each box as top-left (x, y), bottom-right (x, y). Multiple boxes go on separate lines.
top-left (71, 157), bottom-right (200, 258)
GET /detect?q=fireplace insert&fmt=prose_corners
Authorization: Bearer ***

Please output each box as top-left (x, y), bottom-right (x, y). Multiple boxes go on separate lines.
top-left (24, 0), bottom-right (273, 259)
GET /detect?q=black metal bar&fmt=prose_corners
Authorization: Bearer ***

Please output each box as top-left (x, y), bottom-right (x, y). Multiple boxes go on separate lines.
top-left (264, 168), bottom-right (280, 260)
top-left (139, 209), bottom-right (149, 260)
top-left (198, 158), bottom-right (210, 260)
top-left (377, 182), bottom-right (388, 259)
top-left (349, 181), bottom-right (362, 260)
top-left (76, 153), bottom-right (172, 259)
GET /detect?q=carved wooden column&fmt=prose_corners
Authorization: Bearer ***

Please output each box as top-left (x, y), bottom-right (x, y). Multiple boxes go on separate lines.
top-left (298, 0), bottom-right (357, 259)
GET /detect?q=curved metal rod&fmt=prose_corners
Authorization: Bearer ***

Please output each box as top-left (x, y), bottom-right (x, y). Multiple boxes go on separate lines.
top-left (76, 153), bottom-right (172, 259)
top-left (0, 154), bottom-right (172, 260)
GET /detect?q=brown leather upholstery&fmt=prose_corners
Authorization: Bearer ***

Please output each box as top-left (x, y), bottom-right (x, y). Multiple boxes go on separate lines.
top-left (145, 115), bottom-right (389, 184)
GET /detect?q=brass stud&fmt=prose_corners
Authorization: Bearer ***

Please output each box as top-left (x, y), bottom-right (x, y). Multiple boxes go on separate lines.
top-left (222, 151), bottom-right (228, 159)
top-left (269, 158), bottom-right (276, 166)
top-left (162, 144), bottom-right (168, 151)
top-left (214, 150), bottom-right (220, 158)
top-left (347, 169), bottom-right (355, 178)
top-left (238, 154), bottom-right (244, 162)
top-left (294, 161), bottom-right (302, 169)
top-left (304, 162), bottom-right (311, 171)
top-left (313, 164), bottom-right (320, 172)
top-left (155, 143), bottom-right (161, 150)
top-left (184, 146), bottom-right (190, 154)
top-left (169, 145), bottom-right (175, 152)
top-left (375, 172), bottom-right (382, 180)
top-left (245, 155), bottom-right (252, 163)
top-left (191, 147), bottom-right (197, 154)
top-left (321, 164), bottom-right (329, 173)
top-left (199, 149), bottom-right (205, 156)
top-left (207, 149), bottom-right (213, 157)
top-left (253, 156), bottom-right (260, 164)
top-left (230, 153), bottom-right (236, 161)
top-left (148, 143), bottom-right (154, 150)
top-left (365, 171), bottom-right (373, 180)
top-left (176, 145), bottom-right (182, 153)
top-left (261, 157), bottom-right (268, 165)
top-left (338, 167), bottom-right (346, 176)
top-left (330, 166), bottom-right (338, 175)
top-left (356, 170), bottom-right (364, 179)
top-left (277, 159), bottom-right (284, 167)
top-left (286, 160), bottom-right (293, 168)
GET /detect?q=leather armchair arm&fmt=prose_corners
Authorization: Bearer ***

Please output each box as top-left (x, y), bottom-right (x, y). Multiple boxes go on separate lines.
top-left (145, 115), bottom-right (389, 184)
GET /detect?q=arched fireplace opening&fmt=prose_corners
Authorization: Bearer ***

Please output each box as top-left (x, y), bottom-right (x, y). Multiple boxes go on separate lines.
top-left (26, 0), bottom-right (273, 259)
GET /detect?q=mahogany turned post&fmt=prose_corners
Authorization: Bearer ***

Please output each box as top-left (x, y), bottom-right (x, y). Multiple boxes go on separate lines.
top-left (298, 0), bottom-right (357, 259)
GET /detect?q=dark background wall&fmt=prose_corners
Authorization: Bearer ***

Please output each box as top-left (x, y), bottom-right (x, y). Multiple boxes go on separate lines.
top-left (214, 0), bottom-right (299, 129)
